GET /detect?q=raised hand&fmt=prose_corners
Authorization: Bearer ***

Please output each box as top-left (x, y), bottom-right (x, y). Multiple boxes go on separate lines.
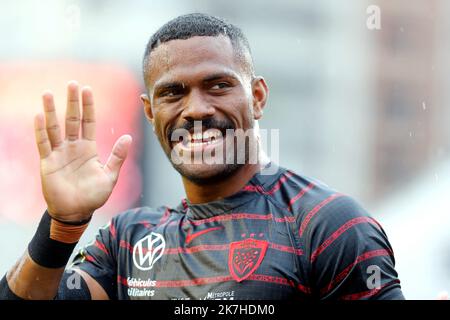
top-left (34, 81), bottom-right (132, 223)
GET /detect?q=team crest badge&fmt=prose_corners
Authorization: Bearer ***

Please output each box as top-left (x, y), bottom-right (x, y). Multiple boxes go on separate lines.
top-left (228, 238), bottom-right (268, 282)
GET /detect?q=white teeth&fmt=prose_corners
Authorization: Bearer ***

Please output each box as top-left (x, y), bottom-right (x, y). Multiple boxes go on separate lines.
top-left (192, 133), bottom-right (201, 141)
top-left (184, 129), bottom-right (222, 148)
top-left (189, 130), bottom-right (221, 141)
top-left (185, 136), bottom-right (221, 148)
top-left (204, 130), bottom-right (221, 140)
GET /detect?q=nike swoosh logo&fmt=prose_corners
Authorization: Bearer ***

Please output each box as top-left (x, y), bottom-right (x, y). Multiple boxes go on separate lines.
top-left (185, 226), bottom-right (223, 245)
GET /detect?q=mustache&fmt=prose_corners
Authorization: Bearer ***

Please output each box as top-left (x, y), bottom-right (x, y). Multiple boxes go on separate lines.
top-left (167, 118), bottom-right (235, 141)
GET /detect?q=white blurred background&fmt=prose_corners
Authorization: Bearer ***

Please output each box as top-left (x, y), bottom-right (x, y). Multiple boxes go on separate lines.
top-left (0, 0), bottom-right (448, 299)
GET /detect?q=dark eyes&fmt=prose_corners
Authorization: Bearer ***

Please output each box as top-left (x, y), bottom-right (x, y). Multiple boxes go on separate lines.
top-left (159, 88), bottom-right (184, 97)
top-left (158, 82), bottom-right (232, 100)
top-left (210, 82), bottom-right (231, 90)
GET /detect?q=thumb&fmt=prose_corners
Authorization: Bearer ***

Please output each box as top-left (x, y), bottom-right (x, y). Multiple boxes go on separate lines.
top-left (104, 134), bottom-right (132, 183)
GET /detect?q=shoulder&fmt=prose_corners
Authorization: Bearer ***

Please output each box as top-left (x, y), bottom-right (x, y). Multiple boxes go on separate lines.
top-left (299, 194), bottom-right (378, 237)
top-left (297, 191), bottom-right (388, 262)
top-left (274, 167), bottom-right (385, 242)
top-left (268, 166), bottom-right (342, 216)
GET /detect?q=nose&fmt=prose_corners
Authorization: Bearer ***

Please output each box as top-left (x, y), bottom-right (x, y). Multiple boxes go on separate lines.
top-left (181, 88), bottom-right (215, 121)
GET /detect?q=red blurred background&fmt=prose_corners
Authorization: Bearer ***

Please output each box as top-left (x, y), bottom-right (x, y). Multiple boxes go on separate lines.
top-left (0, 61), bottom-right (143, 224)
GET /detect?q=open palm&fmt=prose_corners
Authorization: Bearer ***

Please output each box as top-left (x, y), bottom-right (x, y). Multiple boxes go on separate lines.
top-left (34, 81), bottom-right (132, 223)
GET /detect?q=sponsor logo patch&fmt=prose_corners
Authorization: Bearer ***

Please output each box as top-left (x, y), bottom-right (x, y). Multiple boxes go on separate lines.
top-left (133, 232), bottom-right (165, 271)
top-left (126, 277), bottom-right (157, 297)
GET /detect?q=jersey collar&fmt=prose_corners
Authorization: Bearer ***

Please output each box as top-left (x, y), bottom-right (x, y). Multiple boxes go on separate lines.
top-left (177, 162), bottom-right (286, 219)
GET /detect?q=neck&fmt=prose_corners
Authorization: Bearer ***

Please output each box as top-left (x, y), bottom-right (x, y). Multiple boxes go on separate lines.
top-left (182, 164), bottom-right (261, 204)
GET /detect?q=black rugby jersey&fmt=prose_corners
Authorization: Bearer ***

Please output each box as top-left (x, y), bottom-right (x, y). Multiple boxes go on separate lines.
top-left (70, 165), bottom-right (404, 300)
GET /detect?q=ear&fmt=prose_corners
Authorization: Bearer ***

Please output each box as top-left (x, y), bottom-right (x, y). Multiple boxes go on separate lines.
top-left (251, 76), bottom-right (269, 120)
top-left (140, 94), bottom-right (154, 125)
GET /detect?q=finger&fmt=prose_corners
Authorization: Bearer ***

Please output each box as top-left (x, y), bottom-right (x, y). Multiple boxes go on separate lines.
top-left (81, 86), bottom-right (96, 141)
top-left (65, 81), bottom-right (81, 141)
top-left (34, 113), bottom-right (52, 159)
top-left (104, 135), bottom-right (132, 183)
top-left (42, 91), bottom-right (63, 148)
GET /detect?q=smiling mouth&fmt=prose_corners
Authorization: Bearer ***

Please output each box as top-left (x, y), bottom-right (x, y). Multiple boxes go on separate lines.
top-left (173, 128), bottom-right (225, 151)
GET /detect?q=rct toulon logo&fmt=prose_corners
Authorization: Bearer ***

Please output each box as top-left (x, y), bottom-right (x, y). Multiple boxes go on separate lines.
top-left (133, 232), bottom-right (166, 271)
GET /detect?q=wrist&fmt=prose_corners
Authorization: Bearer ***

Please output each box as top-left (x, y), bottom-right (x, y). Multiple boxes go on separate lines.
top-left (47, 209), bottom-right (94, 225)
top-left (48, 213), bottom-right (93, 226)
top-left (28, 210), bottom-right (90, 269)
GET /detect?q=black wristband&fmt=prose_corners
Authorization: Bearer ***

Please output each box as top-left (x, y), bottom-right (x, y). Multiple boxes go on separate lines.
top-left (0, 274), bottom-right (24, 300)
top-left (28, 211), bottom-right (78, 269)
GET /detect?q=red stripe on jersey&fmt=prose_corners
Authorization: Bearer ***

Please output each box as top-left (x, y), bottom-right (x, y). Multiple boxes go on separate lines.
top-left (299, 193), bottom-right (344, 237)
top-left (165, 244), bottom-right (229, 254)
top-left (273, 216), bottom-right (296, 223)
top-left (138, 220), bottom-right (152, 229)
top-left (242, 171), bottom-right (294, 195)
top-left (297, 283), bottom-right (312, 294)
top-left (119, 240), bottom-right (303, 256)
top-left (109, 222), bottom-right (117, 239)
top-left (320, 249), bottom-right (392, 296)
top-left (287, 182), bottom-right (315, 212)
top-left (157, 207), bottom-right (171, 226)
top-left (339, 279), bottom-right (400, 300)
top-left (186, 212), bottom-right (298, 227)
top-left (117, 275), bottom-right (128, 286)
top-left (247, 274), bottom-right (296, 287)
top-left (170, 243), bottom-right (303, 256)
top-left (148, 273), bottom-right (306, 290)
top-left (84, 254), bottom-right (95, 263)
top-left (187, 213), bottom-right (272, 226)
top-left (310, 216), bottom-right (379, 263)
top-left (119, 240), bottom-right (133, 252)
top-left (270, 243), bottom-right (303, 255)
top-left (94, 240), bottom-right (109, 255)
top-left (155, 275), bottom-right (233, 287)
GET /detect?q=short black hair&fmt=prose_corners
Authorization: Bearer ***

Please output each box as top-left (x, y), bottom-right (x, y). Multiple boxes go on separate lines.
top-left (142, 13), bottom-right (254, 88)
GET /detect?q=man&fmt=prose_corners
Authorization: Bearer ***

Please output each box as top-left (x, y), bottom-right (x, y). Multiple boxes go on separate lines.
top-left (0, 13), bottom-right (403, 300)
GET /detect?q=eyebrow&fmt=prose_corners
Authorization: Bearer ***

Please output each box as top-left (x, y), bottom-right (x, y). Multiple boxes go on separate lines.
top-left (202, 71), bottom-right (240, 83)
top-left (153, 81), bottom-right (185, 94)
top-left (153, 71), bottom-right (241, 93)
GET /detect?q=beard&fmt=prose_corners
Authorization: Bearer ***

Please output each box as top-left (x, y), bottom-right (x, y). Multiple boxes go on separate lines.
top-left (172, 161), bottom-right (243, 185)
top-left (159, 117), bottom-right (258, 185)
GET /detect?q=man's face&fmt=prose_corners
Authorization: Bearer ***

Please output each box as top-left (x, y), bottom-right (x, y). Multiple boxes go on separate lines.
top-left (142, 35), bottom-right (267, 184)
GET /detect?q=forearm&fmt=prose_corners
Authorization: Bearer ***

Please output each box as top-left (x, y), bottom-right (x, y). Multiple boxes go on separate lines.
top-left (4, 251), bottom-right (65, 299)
